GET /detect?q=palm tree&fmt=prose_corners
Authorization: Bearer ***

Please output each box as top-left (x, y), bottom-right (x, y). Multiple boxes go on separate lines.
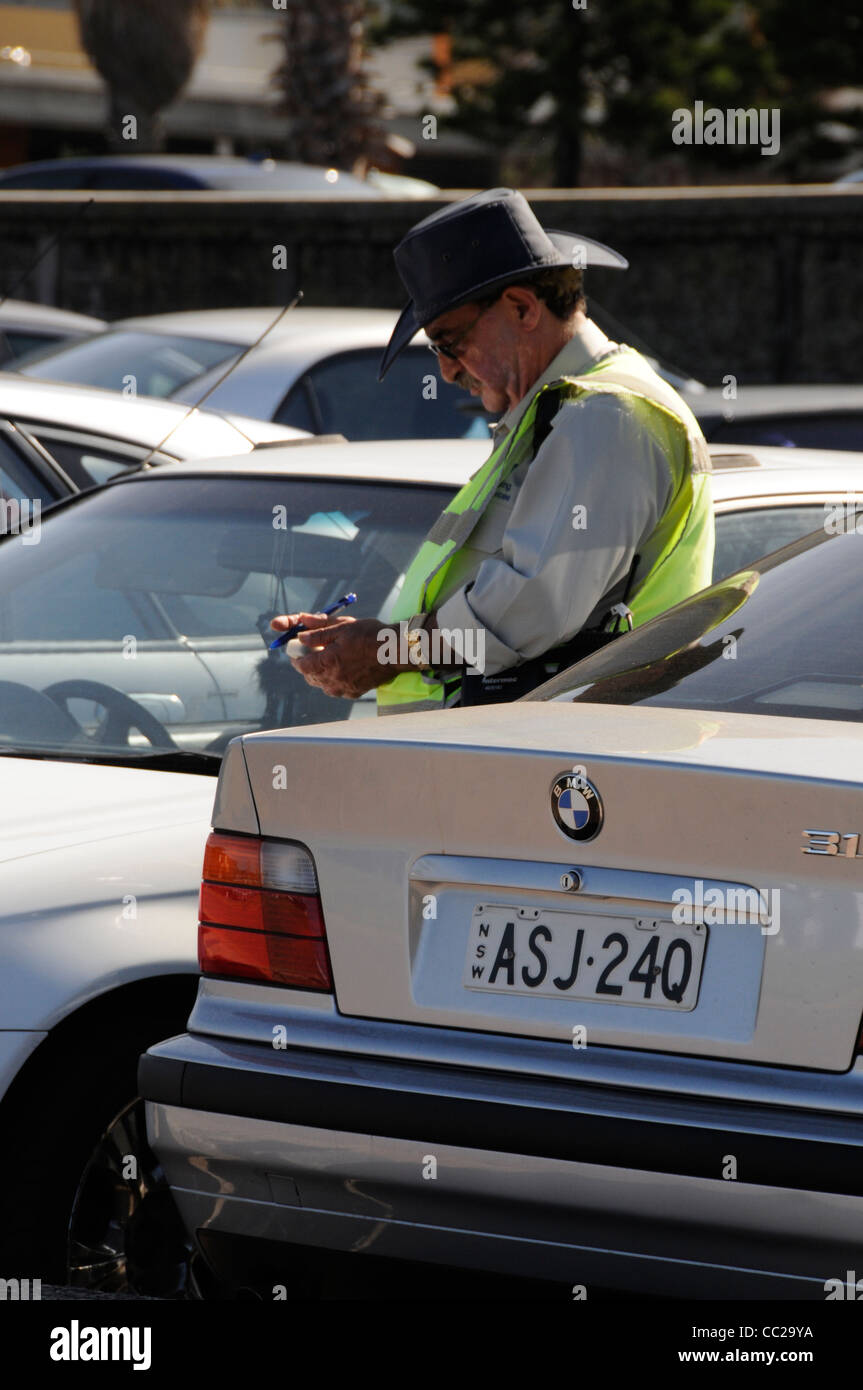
top-left (272, 0), bottom-right (385, 173)
top-left (73, 0), bottom-right (210, 152)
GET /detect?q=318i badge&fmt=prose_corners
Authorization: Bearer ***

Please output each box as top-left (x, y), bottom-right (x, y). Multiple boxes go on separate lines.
top-left (551, 769), bottom-right (603, 842)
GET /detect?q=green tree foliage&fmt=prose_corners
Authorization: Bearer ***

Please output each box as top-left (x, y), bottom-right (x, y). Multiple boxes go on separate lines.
top-left (374, 0), bottom-right (863, 184)
top-left (758, 0), bottom-right (863, 178)
top-left (272, 1), bottom-right (386, 172)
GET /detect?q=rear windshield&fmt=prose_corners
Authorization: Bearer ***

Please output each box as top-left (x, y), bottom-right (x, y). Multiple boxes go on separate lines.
top-left (534, 526), bottom-right (863, 722)
top-left (19, 331), bottom-right (241, 397)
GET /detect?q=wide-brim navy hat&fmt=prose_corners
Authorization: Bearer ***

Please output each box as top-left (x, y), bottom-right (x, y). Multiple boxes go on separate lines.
top-left (378, 186), bottom-right (628, 380)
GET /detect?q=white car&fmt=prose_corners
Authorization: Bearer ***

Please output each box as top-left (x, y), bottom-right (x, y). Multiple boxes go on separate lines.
top-left (0, 436), bottom-right (859, 1297)
top-left (144, 517), bottom-right (863, 1302)
top-left (0, 155), bottom-right (409, 197)
top-left (0, 299), bottom-right (106, 368)
top-left (682, 382), bottom-right (863, 454)
top-left (0, 373), bottom-right (307, 499)
top-left (19, 308), bottom-right (490, 442)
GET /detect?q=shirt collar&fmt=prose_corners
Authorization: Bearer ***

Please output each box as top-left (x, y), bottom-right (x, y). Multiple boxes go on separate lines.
top-left (490, 318), bottom-right (616, 444)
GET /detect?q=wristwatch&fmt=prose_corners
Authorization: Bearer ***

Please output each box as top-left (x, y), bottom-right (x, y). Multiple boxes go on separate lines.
top-left (405, 611), bottom-right (431, 668)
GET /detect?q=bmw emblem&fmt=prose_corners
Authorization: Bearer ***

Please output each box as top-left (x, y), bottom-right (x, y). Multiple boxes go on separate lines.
top-left (551, 770), bottom-right (603, 842)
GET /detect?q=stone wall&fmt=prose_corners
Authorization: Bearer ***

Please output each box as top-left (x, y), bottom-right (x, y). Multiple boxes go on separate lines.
top-left (2, 186), bottom-right (862, 385)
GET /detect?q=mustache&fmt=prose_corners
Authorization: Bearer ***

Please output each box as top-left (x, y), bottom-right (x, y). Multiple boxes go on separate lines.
top-left (455, 370), bottom-right (481, 391)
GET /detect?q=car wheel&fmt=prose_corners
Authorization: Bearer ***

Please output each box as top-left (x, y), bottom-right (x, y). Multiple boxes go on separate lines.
top-left (0, 1014), bottom-right (200, 1298)
top-left (66, 1096), bottom-right (198, 1298)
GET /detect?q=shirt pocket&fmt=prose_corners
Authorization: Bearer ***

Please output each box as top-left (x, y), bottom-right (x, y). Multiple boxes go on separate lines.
top-left (467, 496), bottom-right (512, 556)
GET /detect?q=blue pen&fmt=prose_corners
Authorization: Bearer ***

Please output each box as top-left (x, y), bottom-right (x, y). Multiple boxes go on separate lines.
top-left (269, 592), bottom-right (358, 650)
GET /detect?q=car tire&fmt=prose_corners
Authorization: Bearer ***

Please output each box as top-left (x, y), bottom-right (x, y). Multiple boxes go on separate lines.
top-left (0, 1011), bottom-right (199, 1298)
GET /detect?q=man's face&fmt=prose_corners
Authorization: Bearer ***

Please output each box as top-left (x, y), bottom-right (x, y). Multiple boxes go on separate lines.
top-left (424, 297), bottom-right (514, 415)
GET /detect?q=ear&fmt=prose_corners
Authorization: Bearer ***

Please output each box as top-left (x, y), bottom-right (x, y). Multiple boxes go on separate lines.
top-left (500, 285), bottom-right (542, 328)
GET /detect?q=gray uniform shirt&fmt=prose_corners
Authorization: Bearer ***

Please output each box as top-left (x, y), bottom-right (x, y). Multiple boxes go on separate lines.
top-left (433, 319), bottom-right (677, 676)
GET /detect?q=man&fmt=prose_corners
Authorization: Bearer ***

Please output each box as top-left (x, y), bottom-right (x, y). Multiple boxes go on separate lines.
top-left (272, 186), bottom-right (714, 713)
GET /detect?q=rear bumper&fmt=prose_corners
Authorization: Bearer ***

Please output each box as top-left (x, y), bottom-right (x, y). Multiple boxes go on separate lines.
top-left (141, 1027), bottom-right (863, 1299)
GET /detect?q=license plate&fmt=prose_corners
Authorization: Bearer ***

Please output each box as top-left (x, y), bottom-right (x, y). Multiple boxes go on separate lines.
top-left (463, 904), bottom-right (707, 1010)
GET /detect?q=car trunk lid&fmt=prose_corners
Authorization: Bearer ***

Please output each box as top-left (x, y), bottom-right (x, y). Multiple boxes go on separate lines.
top-left (238, 704), bottom-right (863, 1071)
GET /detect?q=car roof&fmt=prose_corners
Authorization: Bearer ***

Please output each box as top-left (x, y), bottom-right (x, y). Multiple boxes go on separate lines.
top-left (114, 306), bottom-right (402, 347)
top-left (0, 374), bottom-right (305, 456)
top-left (0, 299), bottom-right (106, 333)
top-left (0, 156), bottom-right (382, 195)
top-left (112, 437), bottom-right (863, 495)
top-left (684, 383), bottom-right (863, 416)
top-left (698, 444), bottom-right (863, 503)
top-left (129, 437), bottom-right (488, 487)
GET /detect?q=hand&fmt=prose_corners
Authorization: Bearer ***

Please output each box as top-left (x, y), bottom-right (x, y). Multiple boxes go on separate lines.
top-left (270, 612), bottom-right (387, 700)
top-left (270, 610), bottom-right (353, 643)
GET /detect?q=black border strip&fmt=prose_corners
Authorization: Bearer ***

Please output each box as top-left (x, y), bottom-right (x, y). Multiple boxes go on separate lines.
top-left (139, 1051), bottom-right (863, 1199)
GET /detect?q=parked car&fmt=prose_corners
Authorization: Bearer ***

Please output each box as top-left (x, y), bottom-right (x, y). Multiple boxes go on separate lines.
top-left (17, 308), bottom-right (492, 442)
top-left (0, 374), bottom-right (306, 503)
top-left (0, 156), bottom-right (387, 196)
top-left (682, 382), bottom-right (863, 453)
top-left (0, 299), bottom-right (106, 368)
top-left (0, 435), bottom-right (858, 1296)
top-left (0, 437), bottom-right (477, 1296)
top-left (143, 515), bottom-right (863, 1301)
top-left (22, 306), bottom-right (863, 453)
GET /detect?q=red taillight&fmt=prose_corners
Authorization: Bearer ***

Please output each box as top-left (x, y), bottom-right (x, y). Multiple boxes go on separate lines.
top-left (198, 926), bottom-right (331, 991)
top-left (202, 833), bottom-right (261, 887)
top-left (198, 832), bottom-right (332, 992)
top-left (199, 883), bottom-right (325, 937)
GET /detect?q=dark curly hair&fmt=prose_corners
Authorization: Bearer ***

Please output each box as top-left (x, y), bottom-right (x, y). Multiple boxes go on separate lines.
top-left (475, 266), bottom-right (586, 322)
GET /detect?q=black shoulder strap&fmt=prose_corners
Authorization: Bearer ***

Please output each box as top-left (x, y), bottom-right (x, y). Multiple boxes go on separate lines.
top-left (532, 386), bottom-right (563, 455)
top-left (531, 350), bottom-right (625, 455)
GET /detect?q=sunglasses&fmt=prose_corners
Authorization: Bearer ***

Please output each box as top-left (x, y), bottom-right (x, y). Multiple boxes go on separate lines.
top-left (426, 300), bottom-right (498, 361)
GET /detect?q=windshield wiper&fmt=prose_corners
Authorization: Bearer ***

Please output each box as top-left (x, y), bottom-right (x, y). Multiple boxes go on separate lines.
top-left (114, 749), bottom-right (223, 774)
top-left (0, 747), bottom-right (223, 775)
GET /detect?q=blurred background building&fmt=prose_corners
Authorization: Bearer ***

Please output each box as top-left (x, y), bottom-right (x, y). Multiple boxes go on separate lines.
top-left (2, 0), bottom-right (859, 188)
top-left (1, 0), bottom-right (862, 387)
top-left (0, 0), bottom-right (496, 184)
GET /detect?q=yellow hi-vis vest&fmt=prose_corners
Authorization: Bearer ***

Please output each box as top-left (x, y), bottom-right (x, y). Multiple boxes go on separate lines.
top-left (377, 346), bottom-right (714, 715)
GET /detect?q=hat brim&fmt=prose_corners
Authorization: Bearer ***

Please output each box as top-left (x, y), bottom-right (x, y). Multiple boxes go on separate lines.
top-left (377, 230), bottom-right (628, 380)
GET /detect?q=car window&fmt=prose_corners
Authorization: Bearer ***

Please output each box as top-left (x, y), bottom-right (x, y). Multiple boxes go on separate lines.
top-left (275, 347), bottom-right (492, 441)
top-left (274, 381), bottom-right (316, 434)
top-left (0, 330), bottom-right (61, 365)
top-left (19, 331), bottom-right (242, 398)
top-left (713, 504), bottom-right (824, 581)
top-left (2, 548), bottom-right (155, 640)
top-left (0, 431), bottom-right (57, 507)
top-left (20, 428), bottom-right (146, 489)
top-left (535, 526), bottom-right (863, 722)
top-left (707, 414), bottom-right (863, 452)
top-left (0, 476), bottom-right (455, 757)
